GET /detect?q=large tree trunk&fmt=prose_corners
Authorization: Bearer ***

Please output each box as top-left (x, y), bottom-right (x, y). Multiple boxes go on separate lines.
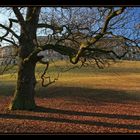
top-left (9, 59), bottom-right (37, 110)
top-left (9, 33), bottom-right (37, 110)
top-left (8, 7), bottom-right (41, 110)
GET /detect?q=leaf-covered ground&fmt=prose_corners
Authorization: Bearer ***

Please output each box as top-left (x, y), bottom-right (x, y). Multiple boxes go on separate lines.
top-left (0, 94), bottom-right (139, 134)
top-left (0, 60), bottom-right (140, 134)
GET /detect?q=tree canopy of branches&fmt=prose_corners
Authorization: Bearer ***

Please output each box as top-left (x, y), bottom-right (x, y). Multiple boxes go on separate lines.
top-left (0, 7), bottom-right (139, 110)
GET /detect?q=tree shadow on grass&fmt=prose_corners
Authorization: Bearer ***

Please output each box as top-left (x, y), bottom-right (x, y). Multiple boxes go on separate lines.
top-left (37, 86), bottom-right (140, 104)
top-left (0, 82), bottom-right (15, 96)
top-left (0, 107), bottom-right (140, 131)
top-left (0, 82), bottom-right (140, 104)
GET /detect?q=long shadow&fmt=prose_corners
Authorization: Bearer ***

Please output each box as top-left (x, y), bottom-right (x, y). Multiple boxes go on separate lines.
top-left (0, 82), bottom-right (15, 96)
top-left (37, 86), bottom-right (140, 103)
top-left (34, 106), bottom-right (140, 121)
top-left (0, 113), bottom-right (140, 131)
top-left (0, 83), bottom-right (140, 104)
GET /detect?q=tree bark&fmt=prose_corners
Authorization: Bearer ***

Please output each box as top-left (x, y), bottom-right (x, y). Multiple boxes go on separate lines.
top-left (9, 33), bottom-right (37, 110)
top-left (8, 7), bottom-right (41, 110)
top-left (9, 59), bottom-right (37, 110)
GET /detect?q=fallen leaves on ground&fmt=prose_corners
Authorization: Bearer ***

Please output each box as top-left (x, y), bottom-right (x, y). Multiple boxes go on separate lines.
top-left (0, 96), bottom-right (140, 134)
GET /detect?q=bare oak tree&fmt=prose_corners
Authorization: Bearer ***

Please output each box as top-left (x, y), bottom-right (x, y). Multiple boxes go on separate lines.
top-left (0, 7), bottom-right (139, 110)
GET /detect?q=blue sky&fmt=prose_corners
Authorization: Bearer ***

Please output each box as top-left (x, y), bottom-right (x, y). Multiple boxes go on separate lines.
top-left (0, 7), bottom-right (139, 46)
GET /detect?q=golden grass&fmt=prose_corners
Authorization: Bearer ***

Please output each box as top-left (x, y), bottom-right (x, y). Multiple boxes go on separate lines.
top-left (0, 60), bottom-right (140, 99)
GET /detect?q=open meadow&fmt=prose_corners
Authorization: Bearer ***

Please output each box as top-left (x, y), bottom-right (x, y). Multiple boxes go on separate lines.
top-left (0, 60), bottom-right (140, 133)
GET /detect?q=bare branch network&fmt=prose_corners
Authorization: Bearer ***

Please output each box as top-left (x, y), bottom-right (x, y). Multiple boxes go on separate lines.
top-left (0, 7), bottom-right (140, 86)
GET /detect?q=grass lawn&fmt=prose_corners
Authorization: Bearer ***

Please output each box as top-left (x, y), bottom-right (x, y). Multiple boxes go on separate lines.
top-left (0, 60), bottom-right (140, 133)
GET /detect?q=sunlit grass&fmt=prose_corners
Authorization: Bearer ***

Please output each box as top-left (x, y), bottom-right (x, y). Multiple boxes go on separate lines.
top-left (1, 59), bottom-right (140, 82)
top-left (0, 60), bottom-right (140, 101)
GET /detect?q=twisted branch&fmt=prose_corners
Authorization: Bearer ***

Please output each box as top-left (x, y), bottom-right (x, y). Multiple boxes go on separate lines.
top-left (40, 61), bottom-right (59, 87)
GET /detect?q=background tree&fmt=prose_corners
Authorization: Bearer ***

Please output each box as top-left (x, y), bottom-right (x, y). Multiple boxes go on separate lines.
top-left (0, 7), bottom-right (139, 110)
